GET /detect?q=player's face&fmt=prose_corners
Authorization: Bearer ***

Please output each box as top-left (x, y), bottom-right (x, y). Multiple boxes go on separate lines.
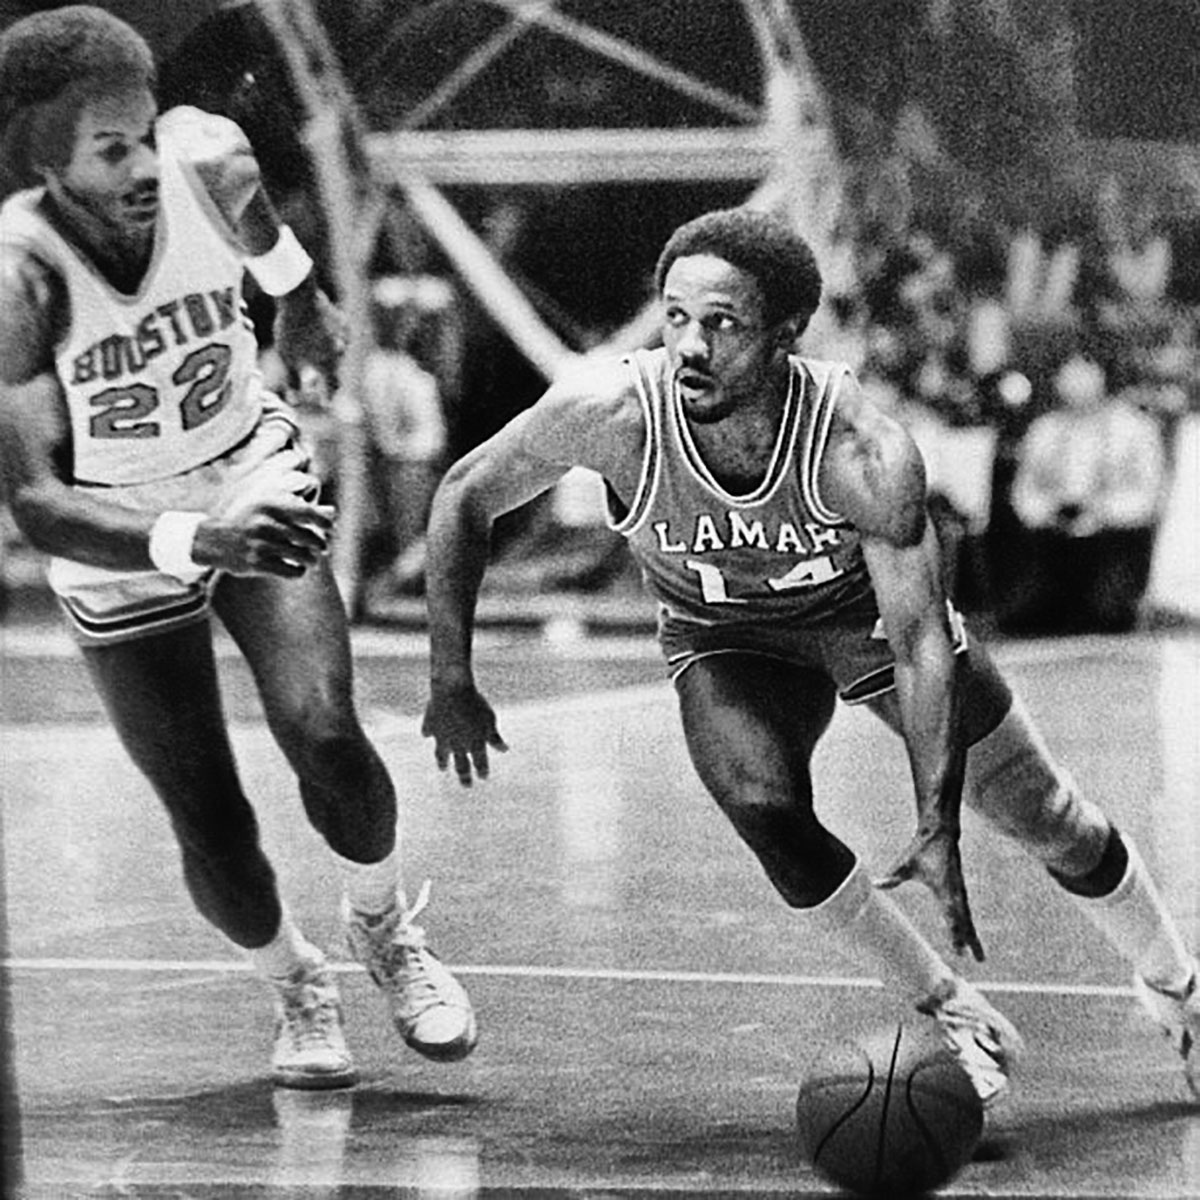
top-left (50, 87), bottom-right (160, 241)
top-left (661, 254), bottom-right (784, 424)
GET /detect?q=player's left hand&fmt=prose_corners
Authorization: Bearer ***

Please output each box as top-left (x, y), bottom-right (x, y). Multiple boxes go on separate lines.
top-left (875, 825), bottom-right (985, 962)
top-left (421, 683), bottom-right (508, 787)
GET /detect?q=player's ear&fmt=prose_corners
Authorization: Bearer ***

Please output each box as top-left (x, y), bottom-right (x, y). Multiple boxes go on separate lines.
top-left (772, 316), bottom-right (802, 354)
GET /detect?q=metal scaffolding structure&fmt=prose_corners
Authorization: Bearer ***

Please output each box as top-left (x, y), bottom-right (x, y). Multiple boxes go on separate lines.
top-left (253, 0), bottom-right (845, 607)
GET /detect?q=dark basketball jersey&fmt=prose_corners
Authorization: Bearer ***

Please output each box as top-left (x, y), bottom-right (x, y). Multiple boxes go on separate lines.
top-left (609, 347), bottom-right (876, 625)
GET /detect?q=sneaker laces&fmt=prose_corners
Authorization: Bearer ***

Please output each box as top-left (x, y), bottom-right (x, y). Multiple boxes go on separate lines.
top-left (1136, 970), bottom-right (1200, 1099)
top-left (351, 878), bottom-right (432, 948)
top-left (1141, 971), bottom-right (1198, 1053)
top-left (1178, 975), bottom-right (1198, 1066)
top-left (277, 975), bottom-right (343, 1052)
top-left (1147, 969), bottom-right (1198, 1007)
top-left (400, 878), bottom-right (433, 927)
top-left (917, 979), bottom-right (1015, 1106)
top-left (357, 880), bottom-right (449, 1018)
top-left (921, 992), bottom-right (1004, 1056)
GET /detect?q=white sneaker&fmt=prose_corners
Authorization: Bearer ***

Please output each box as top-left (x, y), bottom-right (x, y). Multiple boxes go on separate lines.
top-left (270, 957), bottom-right (357, 1090)
top-left (345, 880), bottom-right (477, 1062)
top-left (1134, 966), bottom-right (1200, 1098)
top-left (919, 977), bottom-right (1024, 1107)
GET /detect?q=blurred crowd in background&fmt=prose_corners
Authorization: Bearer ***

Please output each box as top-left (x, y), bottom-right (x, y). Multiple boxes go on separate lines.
top-left (253, 163), bottom-right (1198, 637)
top-left (3, 142), bottom-right (1197, 635)
top-left (838, 174), bottom-right (1197, 635)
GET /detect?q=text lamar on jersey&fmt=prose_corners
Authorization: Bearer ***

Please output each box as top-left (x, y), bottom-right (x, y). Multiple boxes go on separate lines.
top-left (650, 510), bottom-right (846, 557)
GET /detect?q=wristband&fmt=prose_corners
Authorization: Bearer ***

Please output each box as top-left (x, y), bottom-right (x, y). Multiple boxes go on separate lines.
top-left (149, 510), bottom-right (208, 583)
top-left (246, 225), bottom-right (313, 297)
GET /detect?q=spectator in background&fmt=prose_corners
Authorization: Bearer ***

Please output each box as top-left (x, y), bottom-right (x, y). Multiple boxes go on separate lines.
top-left (1004, 350), bottom-right (1166, 634)
top-left (361, 275), bottom-right (452, 600)
top-left (1097, 174), bottom-right (1173, 312)
top-left (261, 276), bottom-right (455, 602)
top-left (256, 348), bottom-right (340, 483)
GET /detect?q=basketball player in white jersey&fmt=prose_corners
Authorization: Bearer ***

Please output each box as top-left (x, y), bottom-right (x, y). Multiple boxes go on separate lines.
top-left (0, 7), bottom-right (475, 1088)
top-left (422, 207), bottom-right (1199, 1106)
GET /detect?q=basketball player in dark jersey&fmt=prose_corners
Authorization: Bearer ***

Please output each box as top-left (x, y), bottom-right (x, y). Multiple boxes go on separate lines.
top-left (0, 6), bottom-right (474, 1089)
top-left (422, 207), bottom-right (1199, 1106)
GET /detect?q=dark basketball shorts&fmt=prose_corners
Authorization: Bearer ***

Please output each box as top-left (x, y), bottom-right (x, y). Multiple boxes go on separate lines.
top-left (658, 598), bottom-right (1012, 743)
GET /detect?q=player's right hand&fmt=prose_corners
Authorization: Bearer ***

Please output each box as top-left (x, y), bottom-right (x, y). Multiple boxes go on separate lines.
top-left (421, 683), bottom-right (508, 787)
top-left (196, 447), bottom-right (335, 577)
top-left (876, 825), bottom-right (986, 962)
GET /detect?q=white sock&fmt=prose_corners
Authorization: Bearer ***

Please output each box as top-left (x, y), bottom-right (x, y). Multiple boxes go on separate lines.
top-left (1073, 835), bottom-right (1195, 993)
top-left (803, 861), bottom-right (957, 1007)
top-left (335, 849), bottom-right (403, 918)
top-left (248, 906), bottom-right (323, 982)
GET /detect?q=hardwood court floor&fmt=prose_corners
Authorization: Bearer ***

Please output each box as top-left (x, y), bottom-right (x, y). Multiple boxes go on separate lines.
top-left (3, 619), bottom-right (1199, 1198)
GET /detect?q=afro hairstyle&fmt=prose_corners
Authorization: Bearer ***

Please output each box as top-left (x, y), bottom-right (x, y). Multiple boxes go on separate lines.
top-left (654, 207), bottom-right (823, 330)
top-left (0, 6), bottom-right (156, 186)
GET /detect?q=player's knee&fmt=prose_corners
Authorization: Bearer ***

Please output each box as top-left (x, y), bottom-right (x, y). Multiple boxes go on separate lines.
top-left (715, 791), bottom-right (845, 906)
top-left (715, 782), bottom-right (813, 844)
top-left (965, 696), bottom-right (1110, 875)
top-left (304, 731), bottom-right (374, 792)
top-left (275, 707), bottom-right (369, 779)
top-left (1047, 823), bottom-right (1129, 897)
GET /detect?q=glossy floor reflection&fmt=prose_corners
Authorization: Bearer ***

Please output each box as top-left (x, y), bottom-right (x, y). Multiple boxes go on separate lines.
top-left (3, 626), bottom-right (1200, 1197)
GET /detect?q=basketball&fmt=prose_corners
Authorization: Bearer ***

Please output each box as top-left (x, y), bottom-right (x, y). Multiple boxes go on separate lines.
top-left (794, 1022), bottom-right (984, 1197)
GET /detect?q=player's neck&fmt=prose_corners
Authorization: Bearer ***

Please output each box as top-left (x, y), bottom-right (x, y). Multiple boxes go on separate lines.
top-left (686, 374), bottom-right (791, 493)
top-left (708, 359), bottom-right (791, 436)
top-left (40, 189), bottom-right (154, 294)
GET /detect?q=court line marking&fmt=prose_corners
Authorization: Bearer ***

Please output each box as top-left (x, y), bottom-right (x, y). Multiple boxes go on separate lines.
top-left (2, 956), bottom-right (1138, 998)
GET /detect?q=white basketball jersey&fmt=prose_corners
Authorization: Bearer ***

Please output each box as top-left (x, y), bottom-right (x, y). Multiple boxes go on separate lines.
top-left (0, 107), bottom-right (262, 485)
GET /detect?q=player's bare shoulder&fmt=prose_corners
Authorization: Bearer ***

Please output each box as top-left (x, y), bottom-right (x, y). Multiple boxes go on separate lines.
top-left (527, 351), bottom-right (647, 479)
top-left (819, 372), bottom-right (928, 548)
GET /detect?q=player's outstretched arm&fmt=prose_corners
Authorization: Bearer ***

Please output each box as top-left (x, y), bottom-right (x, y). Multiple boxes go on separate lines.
top-left (422, 361), bottom-right (633, 786)
top-left (422, 401), bottom-right (575, 787)
top-left (824, 379), bottom-right (983, 961)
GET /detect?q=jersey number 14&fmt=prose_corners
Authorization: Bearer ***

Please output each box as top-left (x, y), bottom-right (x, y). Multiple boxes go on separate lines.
top-left (685, 555), bottom-right (844, 604)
